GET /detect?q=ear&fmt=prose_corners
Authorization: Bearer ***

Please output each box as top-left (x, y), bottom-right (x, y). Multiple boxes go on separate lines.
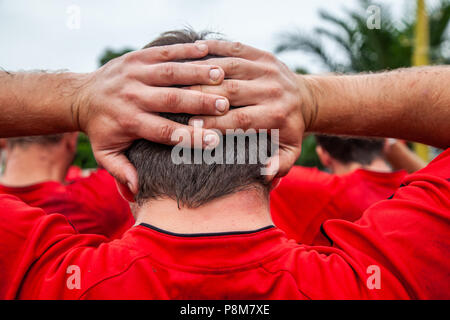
top-left (115, 179), bottom-right (136, 202)
top-left (64, 132), bottom-right (79, 153)
top-left (316, 145), bottom-right (332, 167)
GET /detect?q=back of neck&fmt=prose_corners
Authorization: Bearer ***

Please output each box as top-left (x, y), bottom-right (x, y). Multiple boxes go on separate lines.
top-left (1, 148), bottom-right (67, 186)
top-left (135, 189), bottom-right (273, 234)
top-left (332, 157), bottom-right (391, 175)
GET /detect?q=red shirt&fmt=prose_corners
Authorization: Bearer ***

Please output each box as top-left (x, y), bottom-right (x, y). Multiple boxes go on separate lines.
top-left (270, 167), bottom-right (407, 245)
top-left (0, 149), bottom-right (448, 299)
top-left (0, 169), bottom-right (133, 239)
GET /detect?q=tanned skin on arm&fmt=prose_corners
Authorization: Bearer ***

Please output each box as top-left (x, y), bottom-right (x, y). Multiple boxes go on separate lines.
top-left (384, 140), bottom-right (427, 173)
top-left (0, 43), bottom-right (230, 192)
top-left (0, 71), bottom-right (82, 138)
top-left (304, 67), bottom-right (450, 148)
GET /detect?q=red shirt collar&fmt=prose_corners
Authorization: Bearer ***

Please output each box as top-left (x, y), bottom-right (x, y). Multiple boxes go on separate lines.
top-left (122, 224), bottom-right (294, 270)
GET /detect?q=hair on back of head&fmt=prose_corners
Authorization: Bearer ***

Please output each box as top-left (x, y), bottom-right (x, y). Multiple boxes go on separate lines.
top-left (126, 28), bottom-right (271, 208)
top-left (7, 134), bottom-right (65, 149)
top-left (315, 135), bottom-right (384, 165)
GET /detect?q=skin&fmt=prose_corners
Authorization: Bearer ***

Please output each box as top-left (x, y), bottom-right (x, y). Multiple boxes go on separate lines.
top-left (0, 41), bottom-right (449, 233)
top-left (189, 41), bottom-right (450, 175)
top-left (383, 140), bottom-right (426, 174)
top-left (0, 43), bottom-right (230, 193)
top-left (315, 145), bottom-right (391, 175)
top-left (0, 133), bottom-right (78, 186)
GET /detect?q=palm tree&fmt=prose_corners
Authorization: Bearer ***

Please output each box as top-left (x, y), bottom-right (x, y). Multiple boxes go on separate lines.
top-left (276, 0), bottom-right (450, 73)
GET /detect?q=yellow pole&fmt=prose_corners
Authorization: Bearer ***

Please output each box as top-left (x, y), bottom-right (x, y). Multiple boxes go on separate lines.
top-left (412, 0), bottom-right (430, 162)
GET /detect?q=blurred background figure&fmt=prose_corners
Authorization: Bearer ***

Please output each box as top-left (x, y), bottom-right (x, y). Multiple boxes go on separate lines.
top-left (270, 136), bottom-right (426, 245)
top-left (0, 138), bottom-right (6, 174)
top-left (0, 134), bottom-right (133, 239)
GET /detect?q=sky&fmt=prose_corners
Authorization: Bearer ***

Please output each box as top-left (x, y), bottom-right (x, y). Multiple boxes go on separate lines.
top-left (0, 0), bottom-right (424, 74)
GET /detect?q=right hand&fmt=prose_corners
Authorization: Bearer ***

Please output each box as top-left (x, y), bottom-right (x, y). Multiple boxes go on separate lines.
top-left (187, 40), bottom-right (316, 179)
top-left (73, 43), bottom-right (230, 193)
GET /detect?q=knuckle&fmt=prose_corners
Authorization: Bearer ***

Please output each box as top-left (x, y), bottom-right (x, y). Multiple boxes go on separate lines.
top-left (158, 124), bottom-right (176, 143)
top-left (121, 87), bottom-right (139, 103)
top-left (263, 51), bottom-right (276, 62)
top-left (158, 46), bottom-right (171, 60)
top-left (268, 86), bottom-right (283, 98)
top-left (230, 41), bottom-right (244, 55)
top-left (123, 51), bottom-right (139, 64)
top-left (225, 80), bottom-right (239, 96)
top-left (232, 111), bottom-right (251, 129)
top-left (161, 63), bottom-right (176, 81)
top-left (199, 94), bottom-right (211, 113)
top-left (119, 116), bottom-right (140, 133)
top-left (271, 108), bottom-right (286, 124)
top-left (164, 91), bottom-right (180, 108)
top-left (227, 59), bottom-right (240, 75)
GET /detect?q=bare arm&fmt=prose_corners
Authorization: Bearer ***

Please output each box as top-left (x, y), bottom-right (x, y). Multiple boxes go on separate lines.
top-left (305, 67), bottom-right (450, 148)
top-left (383, 140), bottom-right (427, 173)
top-left (188, 40), bottom-right (449, 176)
top-left (0, 43), bottom-right (229, 192)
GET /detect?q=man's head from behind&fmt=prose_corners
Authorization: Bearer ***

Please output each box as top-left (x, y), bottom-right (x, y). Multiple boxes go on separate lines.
top-left (6, 133), bottom-right (79, 175)
top-left (315, 135), bottom-right (384, 173)
top-left (124, 29), bottom-right (272, 208)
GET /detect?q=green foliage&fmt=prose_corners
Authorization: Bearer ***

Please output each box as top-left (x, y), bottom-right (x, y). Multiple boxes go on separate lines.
top-left (98, 47), bottom-right (135, 67)
top-left (276, 0), bottom-right (450, 73)
top-left (73, 133), bottom-right (97, 169)
top-left (73, 47), bottom-right (136, 168)
top-left (295, 135), bottom-right (323, 169)
top-left (279, 0), bottom-right (449, 168)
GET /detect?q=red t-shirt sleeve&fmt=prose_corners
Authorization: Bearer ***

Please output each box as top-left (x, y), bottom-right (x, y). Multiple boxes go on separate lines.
top-left (0, 195), bottom-right (112, 299)
top-left (68, 170), bottom-right (134, 239)
top-left (317, 149), bottom-right (450, 298)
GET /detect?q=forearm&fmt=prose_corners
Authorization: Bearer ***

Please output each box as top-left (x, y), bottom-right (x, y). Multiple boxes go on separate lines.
top-left (384, 140), bottom-right (426, 173)
top-left (304, 66), bottom-right (450, 148)
top-left (0, 71), bottom-right (84, 138)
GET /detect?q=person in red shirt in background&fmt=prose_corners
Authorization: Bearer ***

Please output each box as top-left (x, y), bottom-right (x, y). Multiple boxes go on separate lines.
top-left (0, 134), bottom-right (133, 239)
top-left (270, 136), bottom-right (426, 245)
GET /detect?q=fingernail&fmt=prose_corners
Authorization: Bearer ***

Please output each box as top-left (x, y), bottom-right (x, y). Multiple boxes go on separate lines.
top-left (204, 133), bottom-right (219, 147)
top-left (196, 43), bottom-right (207, 51)
top-left (215, 99), bottom-right (227, 112)
top-left (209, 68), bottom-right (221, 81)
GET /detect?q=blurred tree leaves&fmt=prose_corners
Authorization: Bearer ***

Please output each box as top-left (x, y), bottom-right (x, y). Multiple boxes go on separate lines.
top-left (73, 133), bottom-right (97, 168)
top-left (279, 0), bottom-right (449, 168)
top-left (276, 0), bottom-right (450, 73)
top-left (98, 47), bottom-right (135, 67)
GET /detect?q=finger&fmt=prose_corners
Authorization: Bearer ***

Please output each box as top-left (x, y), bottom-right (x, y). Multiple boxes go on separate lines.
top-left (137, 63), bottom-right (224, 86)
top-left (198, 40), bottom-right (270, 61)
top-left (189, 58), bottom-right (262, 79)
top-left (188, 80), bottom-right (275, 107)
top-left (98, 152), bottom-right (139, 195)
top-left (134, 113), bottom-right (221, 149)
top-left (189, 105), bottom-right (281, 133)
top-left (263, 146), bottom-right (300, 181)
top-left (129, 43), bottom-right (209, 64)
top-left (276, 146), bottom-right (300, 178)
top-left (135, 86), bottom-right (229, 115)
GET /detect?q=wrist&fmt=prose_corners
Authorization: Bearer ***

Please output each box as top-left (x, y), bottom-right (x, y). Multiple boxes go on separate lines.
top-left (299, 75), bottom-right (321, 133)
top-left (70, 72), bottom-right (94, 133)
